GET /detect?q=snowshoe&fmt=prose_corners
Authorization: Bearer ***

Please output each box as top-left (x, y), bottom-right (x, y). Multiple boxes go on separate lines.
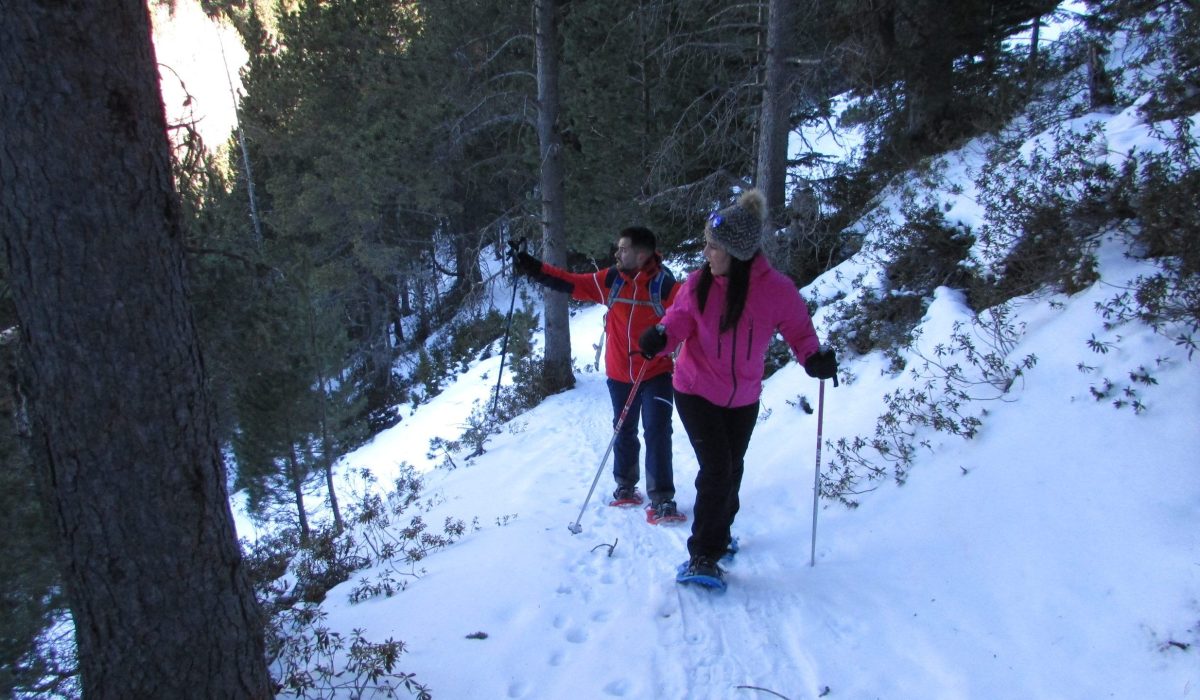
top-left (720, 536), bottom-right (739, 564)
top-left (609, 486), bottom-right (644, 507)
top-left (675, 557), bottom-right (726, 591)
top-left (646, 500), bottom-right (687, 525)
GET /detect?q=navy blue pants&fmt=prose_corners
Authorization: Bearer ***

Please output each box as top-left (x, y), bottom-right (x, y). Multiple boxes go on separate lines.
top-left (674, 390), bottom-right (759, 560)
top-left (607, 373), bottom-right (675, 505)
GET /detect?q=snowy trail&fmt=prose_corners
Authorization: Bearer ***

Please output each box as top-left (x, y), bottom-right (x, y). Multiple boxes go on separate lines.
top-left (331, 371), bottom-right (837, 699)
top-left (315, 243), bottom-right (1197, 698)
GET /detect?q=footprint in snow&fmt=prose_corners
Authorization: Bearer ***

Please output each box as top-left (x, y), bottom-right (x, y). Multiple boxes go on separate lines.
top-left (603, 678), bottom-right (631, 696)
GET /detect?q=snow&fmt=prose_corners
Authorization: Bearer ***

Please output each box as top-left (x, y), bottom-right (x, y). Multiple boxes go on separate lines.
top-left (152, 0), bottom-right (246, 153)
top-left (291, 234), bottom-right (1199, 698)
top-left (232, 9), bottom-right (1198, 698)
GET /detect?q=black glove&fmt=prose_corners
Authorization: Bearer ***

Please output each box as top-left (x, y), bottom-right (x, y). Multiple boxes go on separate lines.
top-left (803, 346), bottom-right (838, 381)
top-left (504, 238), bottom-right (532, 271)
top-left (513, 251), bottom-right (543, 277)
top-left (506, 239), bottom-right (573, 293)
top-left (638, 324), bottom-right (667, 359)
top-left (506, 239), bottom-right (542, 277)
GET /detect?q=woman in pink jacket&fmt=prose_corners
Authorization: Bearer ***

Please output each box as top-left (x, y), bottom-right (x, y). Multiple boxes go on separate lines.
top-left (640, 189), bottom-right (838, 587)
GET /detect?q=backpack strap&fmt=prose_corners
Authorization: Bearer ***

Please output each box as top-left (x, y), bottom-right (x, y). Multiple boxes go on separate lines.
top-left (604, 267), bottom-right (624, 308)
top-left (605, 266), bottom-right (675, 316)
top-left (647, 267), bottom-right (676, 317)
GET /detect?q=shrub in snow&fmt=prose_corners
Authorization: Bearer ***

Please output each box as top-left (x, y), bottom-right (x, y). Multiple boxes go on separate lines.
top-left (825, 304), bottom-right (1035, 507)
top-left (824, 192), bottom-right (979, 371)
top-left (1099, 119), bottom-right (1200, 358)
top-left (243, 466), bottom-right (466, 697)
top-left (268, 605), bottom-right (431, 700)
top-left (973, 122), bottom-right (1130, 307)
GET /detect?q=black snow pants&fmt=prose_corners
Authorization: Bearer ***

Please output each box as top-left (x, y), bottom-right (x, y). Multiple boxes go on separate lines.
top-left (673, 390), bottom-right (759, 561)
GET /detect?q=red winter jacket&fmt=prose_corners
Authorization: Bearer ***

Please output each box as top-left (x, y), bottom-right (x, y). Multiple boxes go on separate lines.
top-left (537, 254), bottom-right (678, 383)
top-left (660, 254), bottom-right (820, 408)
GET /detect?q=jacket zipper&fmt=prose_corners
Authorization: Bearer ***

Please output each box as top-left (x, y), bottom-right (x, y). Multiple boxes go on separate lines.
top-left (623, 271), bottom-right (641, 381)
top-left (726, 319), bottom-right (740, 407)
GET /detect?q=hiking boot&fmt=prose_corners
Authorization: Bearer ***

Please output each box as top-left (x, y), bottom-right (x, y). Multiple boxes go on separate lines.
top-left (611, 486), bottom-right (643, 505)
top-left (682, 555), bottom-right (724, 581)
top-left (653, 500), bottom-right (679, 519)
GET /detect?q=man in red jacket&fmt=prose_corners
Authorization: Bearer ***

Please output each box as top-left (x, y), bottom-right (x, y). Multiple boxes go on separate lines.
top-left (511, 227), bottom-right (683, 523)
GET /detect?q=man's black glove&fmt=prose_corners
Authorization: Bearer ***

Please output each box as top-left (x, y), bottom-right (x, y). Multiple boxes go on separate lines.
top-left (803, 346), bottom-right (838, 382)
top-left (513, 251), bottom-right (543, 277)
top-left (638, 324), bottom-right (667, 359)
top-left (506, 239), bottom-right (543, 277)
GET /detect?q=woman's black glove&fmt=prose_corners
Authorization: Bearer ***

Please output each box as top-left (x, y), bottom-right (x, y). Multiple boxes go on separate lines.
top-left (803, 346), bottom-right (838, 381)
top-left (637, 324), bottom-right (667, 359)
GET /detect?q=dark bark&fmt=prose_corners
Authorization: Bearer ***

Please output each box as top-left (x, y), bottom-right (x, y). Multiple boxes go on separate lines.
top-left (757, 0), bottom-right (798, 234)
top-left (0, 1), bottom-right (271, 697)
top-left (1088, 41), bottom-right (1117, 110)
top-left (1027, 14), bottom-right (1042, 93)
top-left (896, 0), bottom-right (957, 142)
top-left (287, 442), bottom-right (312, 543)
top-left (306, 298), bottom-right (344, 534)
top-left (436, 231), bottom-right (484, 321)
top-left (535, 0), bottom-right (575, 393)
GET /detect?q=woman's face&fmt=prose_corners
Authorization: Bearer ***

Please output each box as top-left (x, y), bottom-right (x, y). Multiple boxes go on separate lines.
top-left (704, 232), bottom-right (732, 276)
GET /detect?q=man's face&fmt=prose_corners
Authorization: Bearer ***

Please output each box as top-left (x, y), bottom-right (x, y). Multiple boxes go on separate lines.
top-left (615, 237), bottom-right (650, 272)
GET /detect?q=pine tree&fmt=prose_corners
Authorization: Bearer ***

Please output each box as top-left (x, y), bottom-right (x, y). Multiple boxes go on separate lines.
top-left (0, 1), bottom-right (272, 694)
top-left (535, 0), bottom-right (577, 393)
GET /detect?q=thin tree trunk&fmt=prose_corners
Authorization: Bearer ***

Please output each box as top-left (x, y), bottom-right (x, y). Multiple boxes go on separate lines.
top-left (535, 0), bottom-right (575, 393)
top-left (756, 0), bottom-right (797, 236)
top-left (313, 348), bottom-right (345, 535)
top-left (1027, 14), bottom-right (1041, 94)
top-left (1087, 40), bottom-right (1116, 110)
top-left (316, 377), bottom-right (344, 535)
top-left (303, 289), bottom-right (344, 534)
top-left (321, 432), bottom-right (344, 534)
top-left (0, 1), bottom-right (271, 696)
top-left (287, 442), bottom-right (312, 542)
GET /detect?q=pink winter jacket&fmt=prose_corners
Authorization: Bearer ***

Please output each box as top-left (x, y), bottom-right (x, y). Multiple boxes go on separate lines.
top-left (661, 255), bottom-right (820, 408)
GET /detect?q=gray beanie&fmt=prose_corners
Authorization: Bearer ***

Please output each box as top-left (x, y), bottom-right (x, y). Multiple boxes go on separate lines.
top-left (706, 189), bottom-right (766, 261)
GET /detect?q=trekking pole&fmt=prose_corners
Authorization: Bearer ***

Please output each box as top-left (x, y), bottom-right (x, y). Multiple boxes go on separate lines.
top-left (810, 378), bottom-right (827, 567)
top-left (568, 360), bottom-right (651, 534)
top-left (492, 238), bottom-right (527, 416)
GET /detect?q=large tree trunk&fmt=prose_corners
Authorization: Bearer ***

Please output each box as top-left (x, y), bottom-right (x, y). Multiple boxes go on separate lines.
top-left (756, 0), bottom-right (797, 235)
top-left (534, 0), bottom-right (575, 393)
top-left (0, 2), bottom-right (272, 697)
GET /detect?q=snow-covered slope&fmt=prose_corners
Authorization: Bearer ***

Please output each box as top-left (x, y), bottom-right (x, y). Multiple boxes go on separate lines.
top-left (256, 11), bottom-right (1199, 696)
top-left (305, 232), bottom-right (1197, 699)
